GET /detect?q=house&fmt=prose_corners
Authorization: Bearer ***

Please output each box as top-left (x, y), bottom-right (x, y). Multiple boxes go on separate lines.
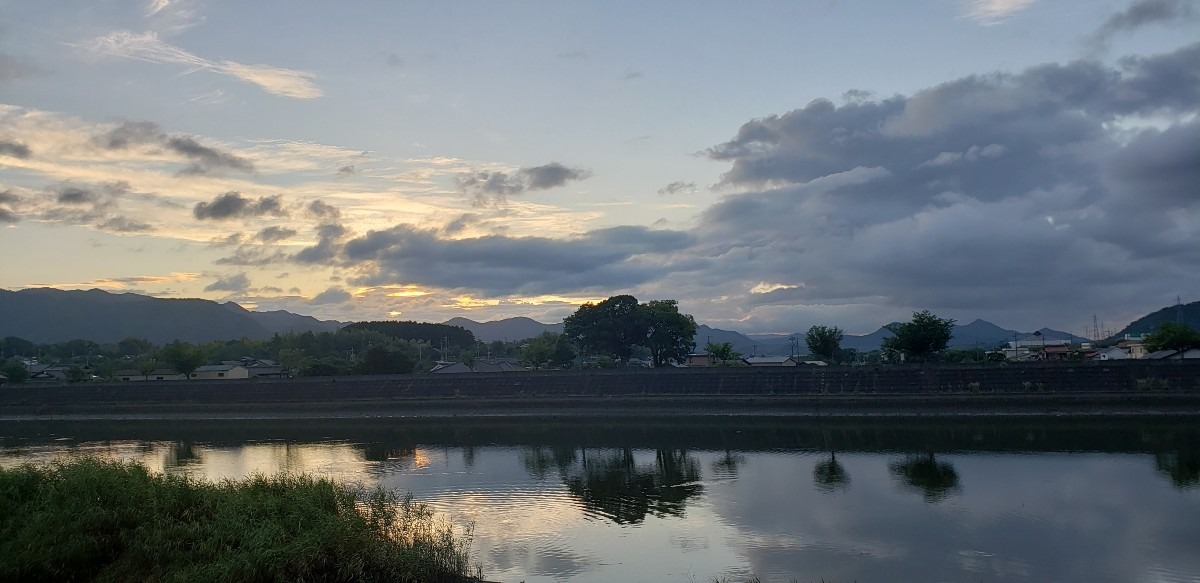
top-left (192, 364), bottom-right (250, 380)
top-left (1116, 340), bottom-right (1148, 359)
top-left (1146, 348), bottom-right (1200, 360)
top-left (225, 358), bottom-right (289, 378)
top-left (1042, 345), bottom-right (1071, 361)
top-left (1091, 346), bottom-right (1129, 361)
top-left (684, 353), bottom-right (715, 367)
top-left (114, 368), bottom-right (185, 382)
top-left (743, 356), bottom-right (798, 367)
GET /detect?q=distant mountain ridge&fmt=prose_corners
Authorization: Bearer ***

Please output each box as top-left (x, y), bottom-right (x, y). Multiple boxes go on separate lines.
top-left (1114, 300), bottom-right (1200, 339)
top-left (443, 317), bottom-right (563, 343)
top-left (0, 288), bottom-right (340, 345)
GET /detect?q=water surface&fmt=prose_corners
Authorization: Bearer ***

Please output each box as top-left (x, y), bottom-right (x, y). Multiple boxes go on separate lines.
top-left (3, 416), bottom-right (1198, 582)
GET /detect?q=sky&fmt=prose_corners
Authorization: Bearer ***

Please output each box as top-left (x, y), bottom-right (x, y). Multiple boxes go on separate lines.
top-left (1, 0), bottom-right (1197, 337)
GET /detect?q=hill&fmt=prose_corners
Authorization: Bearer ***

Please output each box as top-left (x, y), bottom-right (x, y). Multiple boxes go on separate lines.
top-left (1114, 300), bottom-right (1200, 339)
top-left (443, 317), bottom-right (563, 343)
top-left (0, 288), bottom-right (340, 345)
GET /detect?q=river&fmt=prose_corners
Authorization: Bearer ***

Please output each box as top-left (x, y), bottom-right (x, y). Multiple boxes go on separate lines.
top-left (2, 415), bottom-right (1198, 582)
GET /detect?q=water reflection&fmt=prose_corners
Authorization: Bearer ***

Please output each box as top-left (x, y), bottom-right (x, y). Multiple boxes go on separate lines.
top-left (888, 453), bottom-right (961, 502)
top-left (813, 452), bottom-right (850, 494)
top-left (1155, 450), bottom-right (1200, 489)
top-left (3, 417), bottom-right (1200, 582)
top-left (562, 448), bottom-right (703, 524)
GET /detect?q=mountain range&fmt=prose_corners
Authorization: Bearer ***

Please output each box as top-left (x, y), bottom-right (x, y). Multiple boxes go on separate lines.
top-left (1, 288), bottom-right (1189, 352)
top-left (0, 288), bottom-right (340, 345)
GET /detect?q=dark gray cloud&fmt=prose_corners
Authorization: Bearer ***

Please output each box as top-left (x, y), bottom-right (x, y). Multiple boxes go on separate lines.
top-left (456, 162), bottom-right (592, 205)
top-left (309, 286), bottom-right (352, 305)
top-left (193, 192), bottom-right (287, 220)
top-left (96, 216), bottom-right (155, 233)
top-left (214, 247), bottom-right (290, 266)
top-left (257, 226), bottom-right (297, 243)
top-left (307, 199), bottom-right (341, 219)
top-left (55, 186), bottom-right (97, 205)
top-left (293, 223), bottom-right (347, 264)
top-left (1092, 0), bottom-right (1197, 46)
top-left (680, 41), bottom-right (1200, 333)
top-left (336, 165), bottom-right (355, 176)
top-left (0, 190), bottom-right (19, 224)
top-left (341, 224), bottom-right (694, 295)
top-left (204, 273), bottom-right (251, 293)
top-left (97, 121), bottom-right (254, 175)
top-left (443, 213), bottom-right (480, 235)
top-left (0, 140), bottom-right (31, 159)
top-left (658, 181), bottom-right (697, 196)
top-left (384, 52), bottom-right (404, 68)
top-left (168, 136), bottom-right (255, 175)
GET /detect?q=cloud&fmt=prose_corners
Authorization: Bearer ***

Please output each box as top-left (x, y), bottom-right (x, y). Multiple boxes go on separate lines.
top-left (658, 181), bottom-right (697, 196)
top-left (204, 272), bottom-right (251, 293)
top-left (307, 199), bottom-right (341, 220)
top-left (341, 224), bottom-right (694, 295)
top-left (97, 120), bottom-right (254, 175)
top-left (1091, 0), bottom-right (1197, 46)
top-left (168, 136), bottom-right (255, 175)
top-left (0, 190), bottom-right (19, 224)
top-left (336, 165), bottom-right (355, 176)
top-left (455, 162), bottom-right (592, 205)
top-left (97, 216), bottom-right (155, 232)
top-left (310, 286), bottom-right (352, 305)
top-left (256, 226), bottom-right (297, 243)
top-left (193, 192), bottom-right (287, 220)
top-left (0, 139), bottom-right (31, 158)
top-left (56, 186), bottom-right (101, 205)
top-left (293, 222), bottom-right (347, 264)
top-left (963, 0), bottom-right (1038, 25)
top-left (85, 31), bottom-right (322, 99)
top-left (680, 41), bottom-right (1200, 332)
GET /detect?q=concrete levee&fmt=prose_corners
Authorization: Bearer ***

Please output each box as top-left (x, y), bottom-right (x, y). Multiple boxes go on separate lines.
top-left (2, 360), bottom-right (1198, 417)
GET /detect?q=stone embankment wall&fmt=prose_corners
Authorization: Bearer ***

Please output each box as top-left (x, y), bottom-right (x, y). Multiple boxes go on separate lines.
top-left (2, 360), bottom-right (1198, 417)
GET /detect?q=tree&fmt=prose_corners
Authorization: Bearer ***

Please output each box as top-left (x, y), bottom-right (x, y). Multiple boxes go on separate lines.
top-left (563, 295), bottom-right (645, 364)
top-left (134, 357), bottom-right (157, 380)
top-left (277, 348), bottom-right (309, 377)
top-left (805, 325), bottom-right (844, 362)
top-left (160, 341), bottom-right (206, 379)
top-left (1, 360), bottom-right (28, 384)
top-left (117, 337), bottom-right (155, 357)
top-left (1144, 322), bottom-right (1200, 353)
top-left (643, 300), bottom-right (697, 367)
top-left (704, 341), bottom-right (741, 365)
top-left (522, 332), bottom-right (559, 370)
top-left (357, 346), bottom-right (414, 375)
top-left (882, 310), bottom-right (956, 362)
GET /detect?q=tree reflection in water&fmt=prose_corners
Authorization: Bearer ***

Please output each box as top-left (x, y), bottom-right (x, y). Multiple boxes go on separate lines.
top-left (521, 446), bottom-right (578, 480)
top-left (1155, 450), bottom-right (1200, 489)
top-left (813, 452), bottom-right (850, 494)
top-left (556, 448), bottom-right (704, 524)
top-left (889, 453), bottom-right (960, 502)
top-left (711, 450), bottom-right (746, 478)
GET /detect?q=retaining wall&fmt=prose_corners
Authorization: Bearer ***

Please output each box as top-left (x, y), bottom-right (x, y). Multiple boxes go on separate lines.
top-left (2, 360), bottom-right (1198, 417)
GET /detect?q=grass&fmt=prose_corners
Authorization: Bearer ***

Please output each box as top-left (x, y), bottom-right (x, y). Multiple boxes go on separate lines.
top-left (0, 457), bottom-right (479, 582)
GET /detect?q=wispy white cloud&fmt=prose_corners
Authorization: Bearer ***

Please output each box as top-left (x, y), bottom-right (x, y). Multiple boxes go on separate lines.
top-left (85, 31), bottom-right (322, 99)
top-left (964, 0), bottom-right (1038, 25)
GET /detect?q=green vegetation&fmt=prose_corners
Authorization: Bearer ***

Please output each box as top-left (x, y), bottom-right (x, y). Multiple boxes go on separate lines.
top-left (883, 310), bottom-right (956, 362)
top-left (563, 295), bottom-right (697, 366)
top-left (1143, 322), bottom-right (1200, 353)
top-left (342, 321), bottom-right (476, 352)
top-left (805, 325), bottom-right (843, 362)
top-left (704, 341), bottom-right (743, 366)
top-left (0, 458), bottom-right (478, 583)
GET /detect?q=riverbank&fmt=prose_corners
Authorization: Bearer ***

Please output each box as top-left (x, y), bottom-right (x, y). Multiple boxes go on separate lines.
top-left (0, 458), bottom-right (479, 582)
top-left (2, 361), bottom-right (1198, 420)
